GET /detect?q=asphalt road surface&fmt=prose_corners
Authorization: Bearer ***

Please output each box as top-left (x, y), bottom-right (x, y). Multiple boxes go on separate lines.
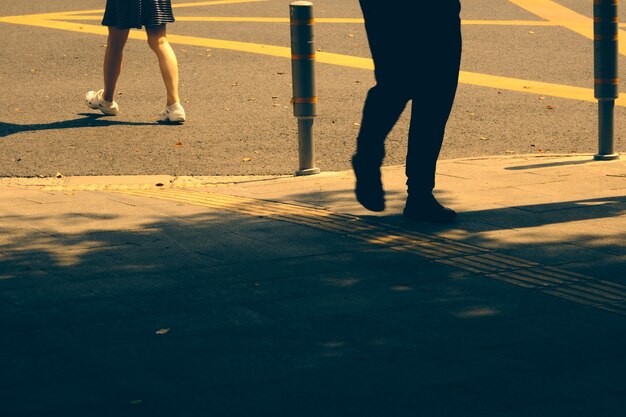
top-left (1, 0), bottom-right (625, 177)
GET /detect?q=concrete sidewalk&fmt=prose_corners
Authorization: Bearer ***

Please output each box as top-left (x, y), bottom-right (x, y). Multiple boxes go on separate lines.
top-left (1, 154), bottom-right (625, 416)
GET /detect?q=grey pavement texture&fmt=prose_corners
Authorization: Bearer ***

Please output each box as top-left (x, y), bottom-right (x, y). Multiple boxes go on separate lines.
top-left (2, 0), bottom-right (625, 176)
top-left (1, 154), bottom-right (625, 416)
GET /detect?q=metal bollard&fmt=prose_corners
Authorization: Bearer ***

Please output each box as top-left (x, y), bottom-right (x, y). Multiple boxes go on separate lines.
top-left (290, 1), bottom-right (320, 176)
top-left (593, 0), bottom-right (620, 160)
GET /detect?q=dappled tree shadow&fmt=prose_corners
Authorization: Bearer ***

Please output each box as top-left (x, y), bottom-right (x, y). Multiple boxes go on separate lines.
top-left (1, 191), bottom-right (626, 416)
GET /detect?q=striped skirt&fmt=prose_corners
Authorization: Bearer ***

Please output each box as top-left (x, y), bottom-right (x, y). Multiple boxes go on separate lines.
top-left (102, 0), bottom-right (175, 29)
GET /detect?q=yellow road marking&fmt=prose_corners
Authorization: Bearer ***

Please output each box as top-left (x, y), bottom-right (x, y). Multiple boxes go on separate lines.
top-left (55, 16), bottom-right (293, 23)
top-left (56, 0), bottom-right (267, 16)
top-left (463, 19), bottom-right (556, 26)
top-left (173, 0), bottom-right (267, 8)
top-left (33, 15), bottom-right (559, 26)
top-left (0, 2), bottom-right (620, 105)
top-left (510, 0), bottom-right (626, 56)
top-left (459, 71), bottom-right (622, 105)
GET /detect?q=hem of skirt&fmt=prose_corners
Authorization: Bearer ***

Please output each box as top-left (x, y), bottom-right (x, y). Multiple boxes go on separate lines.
top-left (101, 18), bottom-right (175, 30)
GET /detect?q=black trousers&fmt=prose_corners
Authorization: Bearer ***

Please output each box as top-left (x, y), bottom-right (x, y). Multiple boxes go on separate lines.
top-left (356, 1), bottom-right (462, 197)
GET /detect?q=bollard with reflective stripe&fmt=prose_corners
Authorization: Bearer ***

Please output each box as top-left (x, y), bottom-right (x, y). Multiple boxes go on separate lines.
top-left (593, 0), bottom-right (620, 160)
top-left (290, 1), bottom-right (320, 175)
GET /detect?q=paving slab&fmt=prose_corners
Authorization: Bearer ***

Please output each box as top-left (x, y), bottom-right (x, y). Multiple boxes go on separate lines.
top-left (0, 154), bottom-right (625, 415)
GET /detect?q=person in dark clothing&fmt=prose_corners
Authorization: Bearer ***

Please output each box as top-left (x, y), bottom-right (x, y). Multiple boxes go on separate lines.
top-left (352, 1), bottom-right (462, 222)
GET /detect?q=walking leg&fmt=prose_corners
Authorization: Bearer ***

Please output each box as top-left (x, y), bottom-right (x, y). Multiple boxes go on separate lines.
top-left (103, 27), bottom-right (130, 102)
top-left (146, 24), bottom-right (180, 106)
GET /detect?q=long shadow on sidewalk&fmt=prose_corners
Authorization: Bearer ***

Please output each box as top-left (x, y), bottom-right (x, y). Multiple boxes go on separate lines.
top-left (1, 199), bottom-right (626, 416)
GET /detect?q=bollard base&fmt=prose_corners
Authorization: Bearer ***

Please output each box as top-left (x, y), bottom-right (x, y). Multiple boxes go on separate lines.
top-left (594, 153), bottom-right (620, 161)
top-left (295, 167), bottom-right (321, 176)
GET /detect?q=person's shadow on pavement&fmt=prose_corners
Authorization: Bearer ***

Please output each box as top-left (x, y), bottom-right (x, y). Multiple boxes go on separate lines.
top-left (0, 113), bottom-right (155, 138)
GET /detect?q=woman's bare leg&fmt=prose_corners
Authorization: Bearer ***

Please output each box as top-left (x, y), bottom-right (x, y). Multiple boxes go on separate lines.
top-left (146, 24), bottom-right (180, 106)
top-left (103, 27), bottom-right (130, 102)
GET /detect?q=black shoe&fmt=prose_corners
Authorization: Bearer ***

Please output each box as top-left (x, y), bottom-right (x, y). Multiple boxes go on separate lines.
top-left (403, 194), bottom-right (457, 223)
top-left (352, 155), bottom-right (385, 212)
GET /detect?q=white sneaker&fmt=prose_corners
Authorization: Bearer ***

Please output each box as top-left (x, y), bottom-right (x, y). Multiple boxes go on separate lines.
top-left (85, 89), bottom-right (119, 116)
top-left (158, 102), bottom-right (186, 124)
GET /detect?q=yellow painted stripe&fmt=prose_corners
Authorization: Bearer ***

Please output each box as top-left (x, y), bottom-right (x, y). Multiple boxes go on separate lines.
top-left (510, 0), bottom-right (626, 55)
top-left (37, 0), bottom-right (267, 16)
top-left (173, 0), bottom-right (268, 8)
top-left (1, 12), bottom-right (623, 106)
top-left (0, 12), bottom-right (70, 22)
top-left (39, 15), bottom-right (358, 23)
top-left (22, 15), bottom-right (560, 27)
top-left (459, 71), bottom-right (621, 105)
top-left (30, 16), bottom-right (312, 23)
top-left (0, 15), bottom-right (111, 35)
top-left (462, 19), bottom-right (556, 26)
